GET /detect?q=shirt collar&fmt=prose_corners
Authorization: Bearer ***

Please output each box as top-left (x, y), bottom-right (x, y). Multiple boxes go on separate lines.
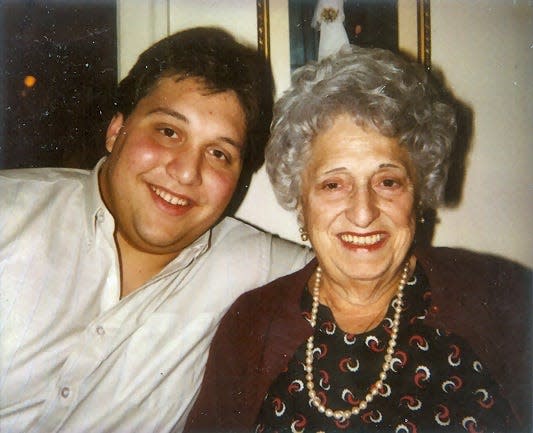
top-left (85, 157), bottom-right (111, 240)
top-left (159, 229), bottom-right (211, 276)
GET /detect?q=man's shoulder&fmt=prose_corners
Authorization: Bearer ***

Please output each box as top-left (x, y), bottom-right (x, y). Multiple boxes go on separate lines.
top-left (0, 166), bottom-right (91, 189)
top-left (235, 258), bottom-right (315, 304)
top-left (1, 167), bottom-right (95, 224)
top-left (209, 217), bottom-right (313, 280)
top-left (211, 217), bottom-right (306, 252)
top-left (211, 217), bottom-right (268, 241)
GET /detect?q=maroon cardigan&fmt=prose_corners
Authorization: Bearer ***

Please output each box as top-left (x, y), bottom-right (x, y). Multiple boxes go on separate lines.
top-left (184, 247), bottom-right (531, 433)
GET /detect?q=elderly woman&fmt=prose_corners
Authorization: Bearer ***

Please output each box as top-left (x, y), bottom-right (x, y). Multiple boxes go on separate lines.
top-left (184, 46), bottom-right (530, 432)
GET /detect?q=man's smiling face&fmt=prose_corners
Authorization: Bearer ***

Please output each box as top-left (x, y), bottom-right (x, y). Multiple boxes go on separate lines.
top-left (99, 76), bottom-right (246, 258)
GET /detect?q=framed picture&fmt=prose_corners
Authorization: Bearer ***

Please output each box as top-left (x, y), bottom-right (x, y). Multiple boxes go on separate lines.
top-left (257, 0), bottom-right (430, 93)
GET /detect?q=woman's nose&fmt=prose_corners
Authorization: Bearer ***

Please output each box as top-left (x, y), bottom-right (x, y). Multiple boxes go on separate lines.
top-left (166, 147), bottom-right (202, 186)
top-left (345, 187), bottom-right (379, 228)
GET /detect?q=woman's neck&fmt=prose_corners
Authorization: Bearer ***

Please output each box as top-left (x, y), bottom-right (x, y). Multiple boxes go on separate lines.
top-left (311, 256), bottom-right (415, 334)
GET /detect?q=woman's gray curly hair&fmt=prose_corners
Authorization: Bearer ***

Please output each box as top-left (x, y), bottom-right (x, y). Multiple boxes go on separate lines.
top-left (266, 45), bottom-right (456, 212)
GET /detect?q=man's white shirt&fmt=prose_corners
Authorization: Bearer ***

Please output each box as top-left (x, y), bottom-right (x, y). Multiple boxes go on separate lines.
top-left (0, 161), bottom-right (312, 433)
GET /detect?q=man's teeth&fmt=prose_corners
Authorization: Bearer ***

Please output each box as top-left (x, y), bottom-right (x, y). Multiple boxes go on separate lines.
top-left (152, 187), bottom-right (188, 206)
top-left (340, 233), bottom-right (383, 246)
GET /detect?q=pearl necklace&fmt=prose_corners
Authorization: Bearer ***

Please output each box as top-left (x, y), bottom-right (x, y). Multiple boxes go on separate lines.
top-left (305, 262), bottom-right (410, 420)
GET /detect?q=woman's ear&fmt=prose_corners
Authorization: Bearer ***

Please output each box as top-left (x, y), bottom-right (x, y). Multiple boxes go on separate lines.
top-left (105, 113), bottom-right (125, 152)
top-left (296, 199), bottom-right (305, 227)
top-left (296, 199), bottom-right (310, 242)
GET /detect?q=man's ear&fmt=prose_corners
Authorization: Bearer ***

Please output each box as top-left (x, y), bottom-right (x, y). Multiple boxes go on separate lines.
top-left (105, 113), bottom-right (125, 152)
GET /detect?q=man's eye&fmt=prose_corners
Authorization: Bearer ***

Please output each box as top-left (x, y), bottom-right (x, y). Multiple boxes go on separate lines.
top-left (159, 127), bottom-right (177, 138)
top-left (210, 148), bottom-right (230, 162)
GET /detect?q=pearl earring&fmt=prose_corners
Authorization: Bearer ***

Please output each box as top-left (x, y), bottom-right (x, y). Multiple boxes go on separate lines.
top-left (299, 227), bottom-right (309, 242)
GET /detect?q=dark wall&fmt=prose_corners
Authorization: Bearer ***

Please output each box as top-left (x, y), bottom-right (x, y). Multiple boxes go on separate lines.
top-left (0, 0), bottom-right (117, 169)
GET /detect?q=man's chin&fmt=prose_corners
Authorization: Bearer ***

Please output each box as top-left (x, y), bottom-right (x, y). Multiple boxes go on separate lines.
top-left (135, 230), bottom-right (206, 255)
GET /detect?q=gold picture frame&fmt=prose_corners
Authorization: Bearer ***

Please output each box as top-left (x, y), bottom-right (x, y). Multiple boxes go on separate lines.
top-left (257, 0), bottom-right (431, 71)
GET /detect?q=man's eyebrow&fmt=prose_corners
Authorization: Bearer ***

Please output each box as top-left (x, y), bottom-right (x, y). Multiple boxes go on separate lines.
top-left (146, 107), bottom-right (243, 150)
top-left (147, 107), bottom-right (188, 123)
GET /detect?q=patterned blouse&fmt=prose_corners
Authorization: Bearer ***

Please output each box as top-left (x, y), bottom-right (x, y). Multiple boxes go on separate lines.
top-left (254, 265), bottom-right (511, 432)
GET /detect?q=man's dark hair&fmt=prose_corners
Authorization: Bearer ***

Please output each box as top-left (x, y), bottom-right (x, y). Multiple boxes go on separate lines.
top-left (115, 27), bottom-right (274, 214)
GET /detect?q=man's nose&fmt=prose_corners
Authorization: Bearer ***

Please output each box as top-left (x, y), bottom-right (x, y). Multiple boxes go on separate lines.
top-left (166, 146), bottom-right (202, 186)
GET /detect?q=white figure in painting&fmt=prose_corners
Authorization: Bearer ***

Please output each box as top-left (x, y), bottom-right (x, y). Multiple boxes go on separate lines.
top-left (312, 0), bottom-right (350, 60)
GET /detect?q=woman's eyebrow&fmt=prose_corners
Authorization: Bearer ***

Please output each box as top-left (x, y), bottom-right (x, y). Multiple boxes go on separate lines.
top-left (323, 167), bottom-right (347, 175)
top-left (378, 163), bottom-right (403, 169)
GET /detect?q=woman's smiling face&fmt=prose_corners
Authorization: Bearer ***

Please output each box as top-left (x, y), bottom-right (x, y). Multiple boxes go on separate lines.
top-left (300, 114), bottom-right (416, 288)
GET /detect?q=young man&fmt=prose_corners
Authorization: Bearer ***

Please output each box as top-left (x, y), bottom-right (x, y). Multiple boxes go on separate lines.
top-left (0, 27), bottom-right (311, 433)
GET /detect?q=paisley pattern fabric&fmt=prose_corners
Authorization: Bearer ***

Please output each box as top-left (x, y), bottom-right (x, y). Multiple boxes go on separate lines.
top-left (254, 265), bottom-right (510, 432)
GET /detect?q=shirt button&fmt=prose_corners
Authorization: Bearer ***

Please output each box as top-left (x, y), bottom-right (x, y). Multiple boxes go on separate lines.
top-left (96, 210), bottom-right (105, 223)
top-left (60, 387), bottom-right (71, 398)
top-left (96, 325), bottom-right (105, 335)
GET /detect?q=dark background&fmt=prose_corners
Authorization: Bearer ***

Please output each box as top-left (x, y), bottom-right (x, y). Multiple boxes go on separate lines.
top-left (0, 0), bottom-right (117, 169)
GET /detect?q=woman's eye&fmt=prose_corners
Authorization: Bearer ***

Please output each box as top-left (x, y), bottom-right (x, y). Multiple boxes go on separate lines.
top-left (382, 178), bottom-right (398, 188)
top-left (323, 181), bottom-right (340, 190)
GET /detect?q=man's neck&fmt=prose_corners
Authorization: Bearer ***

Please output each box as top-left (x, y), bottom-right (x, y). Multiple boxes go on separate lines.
top-left (115, 233), bottom-right (181, 299)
